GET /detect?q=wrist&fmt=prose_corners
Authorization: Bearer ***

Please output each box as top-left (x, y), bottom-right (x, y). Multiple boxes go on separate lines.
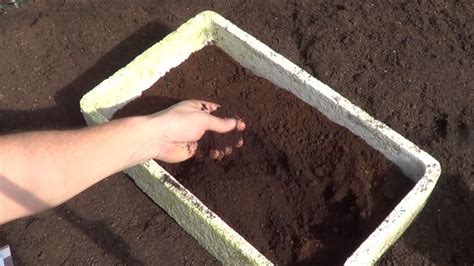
top-left (123, 115), bottom-right (163, 165)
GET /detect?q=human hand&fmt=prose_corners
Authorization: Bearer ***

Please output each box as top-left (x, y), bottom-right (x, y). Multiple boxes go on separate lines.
top-left (145, 100), bottom-right (245, 163)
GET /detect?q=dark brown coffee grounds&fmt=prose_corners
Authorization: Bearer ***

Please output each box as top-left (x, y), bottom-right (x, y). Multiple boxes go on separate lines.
top-left (113, 45), bottom-right (413, 265)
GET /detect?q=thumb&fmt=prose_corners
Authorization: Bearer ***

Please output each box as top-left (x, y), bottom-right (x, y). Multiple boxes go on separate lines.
top-left (205, 115), bottom-right (237, 133)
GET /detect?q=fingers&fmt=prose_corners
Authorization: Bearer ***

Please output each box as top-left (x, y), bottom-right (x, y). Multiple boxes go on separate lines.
top-left (224, 146), bottom-right (233, 155)
top-left (205, 115), bottom-right (245, 161)
top-left (209, 146), bottom-right (232, 161)
top-left (205, 116), bottom-right (237, 133)
top-left (209, 136), bottom-right (244, 161)
top-left (235, 119), bottom-right (246, 131)
top-left (205, 115), bottom-right (246, 133)
top-left (173, 100), bottom-right (247, 162)
top-left (209, 149), bottom-right (225, 161)
top-left (235, 138), bottom-right (244, 148)
top-left (185, 100), bottom-right (246, 132)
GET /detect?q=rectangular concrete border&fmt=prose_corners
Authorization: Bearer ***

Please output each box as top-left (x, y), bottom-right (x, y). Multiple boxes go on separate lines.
top-left (80, 11), bottom-right (441, 265)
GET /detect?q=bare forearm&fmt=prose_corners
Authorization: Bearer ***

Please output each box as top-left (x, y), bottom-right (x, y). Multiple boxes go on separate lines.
top-left (0, 116), bottom-right (156, 223)
top-left (0, 99), bottom-right (241, 224)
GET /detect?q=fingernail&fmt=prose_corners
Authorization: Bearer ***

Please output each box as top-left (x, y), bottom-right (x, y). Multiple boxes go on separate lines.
top-left (224, 146), bottom-right (233, 155)
top-left (217, 151), bottom-right (225, 161)
top-left (236, 119), bottom-right (246, 131)
top-left (209, 150), bottom-right (219, 159)
top-left (235, 138), bottom-right (244, 148)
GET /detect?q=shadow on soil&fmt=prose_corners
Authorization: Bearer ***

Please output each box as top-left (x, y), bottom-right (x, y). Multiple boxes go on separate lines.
top-left (0, 20), bottom-right (171, 264)
top-left (400, 171), bottom-right (474, 264)
top-left (55, 206), bottom-right (144, 265)
top-left (0, 19), bottom-right (171, 132)
top-left (2, 174), bottom-right (143, 264)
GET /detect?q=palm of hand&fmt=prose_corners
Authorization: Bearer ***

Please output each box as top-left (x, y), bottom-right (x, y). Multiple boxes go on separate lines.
top-left (150, 100), bottom-right (245, 163)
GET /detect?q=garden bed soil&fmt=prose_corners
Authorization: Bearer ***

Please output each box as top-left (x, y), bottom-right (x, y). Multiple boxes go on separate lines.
top-left (113, 45), bottom-right (413, 265)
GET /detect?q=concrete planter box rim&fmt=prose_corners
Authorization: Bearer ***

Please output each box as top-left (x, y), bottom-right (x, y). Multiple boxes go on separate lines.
top-left (80, 11), bottom-right (441, 265)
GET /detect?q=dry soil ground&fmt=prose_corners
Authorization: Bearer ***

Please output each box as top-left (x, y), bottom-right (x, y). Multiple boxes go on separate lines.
top-left (0, 1), bottom-right (473, 265)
